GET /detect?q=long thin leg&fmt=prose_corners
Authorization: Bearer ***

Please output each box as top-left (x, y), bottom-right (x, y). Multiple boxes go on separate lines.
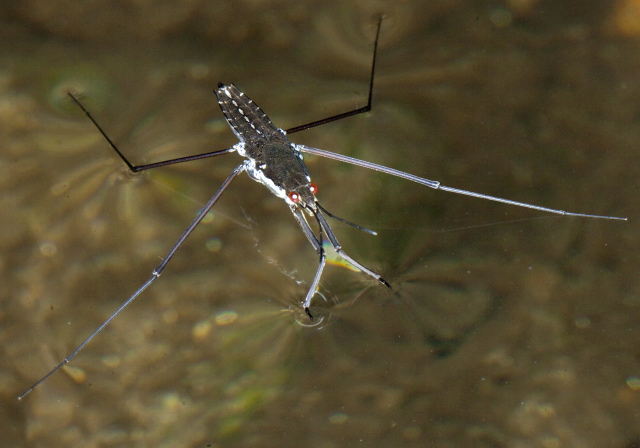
top-left (298, 145), bottom-right (627, 221)
top-left (68, 92), bottom-right (236, 172)
top-left (153, 163), bottom-right (244, 275)
top-left (284, 16), bottom-right (383, 135)
top-left (290, 206), bottom-right (323, 253)
top-left (316, 201), bottom-right (377, 235)
top-left (68, 18), bottom-right (382, 170)
top-left (303, 251), bottom-right (327, 320)
top-left (291, 204), bottom-right (390, 318)
top-left (70, 15), bottom-right (380, 169)
top-left (289, 206), bottom-right (328, 319)
top-left (315, 210), bottom-right (391, 288)
top-left (18, 163), bottom-right (246, 400)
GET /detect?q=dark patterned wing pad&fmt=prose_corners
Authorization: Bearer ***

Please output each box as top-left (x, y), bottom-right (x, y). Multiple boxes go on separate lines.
top-left (215, 83), bottom-right (281, 143)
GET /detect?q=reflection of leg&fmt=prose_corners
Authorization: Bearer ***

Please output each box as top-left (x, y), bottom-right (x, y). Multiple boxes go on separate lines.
top-left (316, 210), bottom-right (391, 289)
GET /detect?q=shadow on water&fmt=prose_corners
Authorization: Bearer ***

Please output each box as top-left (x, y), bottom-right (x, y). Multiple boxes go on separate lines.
top-left (1, 1), bottom-right (639, 447)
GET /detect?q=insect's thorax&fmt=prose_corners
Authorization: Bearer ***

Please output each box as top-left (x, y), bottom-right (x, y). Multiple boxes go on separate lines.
top-left (249, 135), bottom-right (306, 179)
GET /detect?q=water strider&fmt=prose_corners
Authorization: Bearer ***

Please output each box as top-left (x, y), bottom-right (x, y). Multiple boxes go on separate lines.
top-left (18, 17), bottom-right (626, 400)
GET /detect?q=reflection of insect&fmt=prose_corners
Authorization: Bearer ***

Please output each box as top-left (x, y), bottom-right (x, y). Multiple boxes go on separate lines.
top-left (19, 17), bottom-right (626, 399)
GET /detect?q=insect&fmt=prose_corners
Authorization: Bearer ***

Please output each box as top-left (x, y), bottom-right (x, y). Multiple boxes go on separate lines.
top-left (19, 17), bottom-right (626, 399)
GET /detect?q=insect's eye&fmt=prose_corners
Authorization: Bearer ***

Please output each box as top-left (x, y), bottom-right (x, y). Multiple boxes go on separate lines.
top-left (309, 183), bottom-right (318, 195)
top-left (288, 191), bottom-right (301, 203)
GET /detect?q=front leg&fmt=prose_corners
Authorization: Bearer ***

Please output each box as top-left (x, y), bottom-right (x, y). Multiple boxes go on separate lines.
top-left (290, 206), bottom-right (326, 319)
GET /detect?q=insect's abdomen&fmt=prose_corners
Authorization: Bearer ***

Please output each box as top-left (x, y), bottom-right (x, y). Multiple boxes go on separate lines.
top-left (216, 83), bottom-right (281, 142)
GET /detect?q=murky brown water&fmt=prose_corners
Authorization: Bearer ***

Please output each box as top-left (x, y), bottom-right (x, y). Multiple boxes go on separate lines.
top-left (2, 1), bottom-right (639, 447)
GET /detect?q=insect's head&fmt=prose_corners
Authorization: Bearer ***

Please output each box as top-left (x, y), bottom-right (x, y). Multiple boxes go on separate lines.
top-left (287, 182), bottom-right (318, 211)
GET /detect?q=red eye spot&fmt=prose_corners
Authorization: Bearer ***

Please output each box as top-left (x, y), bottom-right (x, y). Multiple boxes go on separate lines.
top-left (309, 183), bottom-right (318, 195)
top-left (288, 191), bottom-right (300, 203)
